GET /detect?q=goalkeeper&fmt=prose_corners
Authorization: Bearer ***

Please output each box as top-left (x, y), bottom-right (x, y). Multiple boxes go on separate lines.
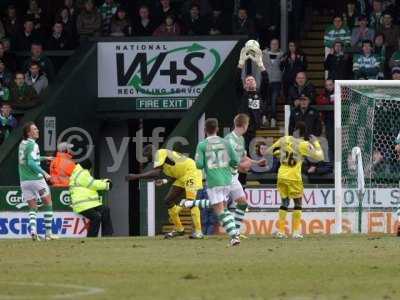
top-left (126, 146), bottom-right (203, 239)
top-left (236, 40), bottom-right (269, 146)
top-left (263, 122), bottom-right (324, 239)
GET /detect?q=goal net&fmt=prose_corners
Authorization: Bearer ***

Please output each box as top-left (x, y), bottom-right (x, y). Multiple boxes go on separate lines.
top-left (335, 80), bottom-right (400, 234)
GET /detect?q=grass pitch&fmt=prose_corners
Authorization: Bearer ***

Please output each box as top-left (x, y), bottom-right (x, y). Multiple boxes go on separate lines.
top-left (0, 235), bottom-right (399, 300)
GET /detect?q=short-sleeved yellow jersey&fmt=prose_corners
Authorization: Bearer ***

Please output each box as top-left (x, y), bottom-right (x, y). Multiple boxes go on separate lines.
top-left (154, 149), bottom-right (197, 179)
top-left (271, 136), bottom-right (324, 182)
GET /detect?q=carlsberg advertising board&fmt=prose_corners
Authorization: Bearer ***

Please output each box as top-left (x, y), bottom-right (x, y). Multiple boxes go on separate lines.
top-left (97, 41), bottom-right (237, 106)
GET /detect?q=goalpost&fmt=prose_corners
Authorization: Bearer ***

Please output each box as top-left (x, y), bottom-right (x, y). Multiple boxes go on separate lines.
top-left (334, 80), bottom-right (400, 234)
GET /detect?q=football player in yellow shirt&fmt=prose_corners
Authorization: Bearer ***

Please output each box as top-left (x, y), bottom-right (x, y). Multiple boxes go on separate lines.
top-left (264, 122), bottom-right (324, 239)
top-left (126, 145), bottom-right (203, 239)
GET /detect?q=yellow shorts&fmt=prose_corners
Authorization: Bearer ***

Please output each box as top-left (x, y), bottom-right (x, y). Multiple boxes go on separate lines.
top-left (173, 169), bottom-right (203, 200)
top-left (277, 179), bottom-right (304, 199)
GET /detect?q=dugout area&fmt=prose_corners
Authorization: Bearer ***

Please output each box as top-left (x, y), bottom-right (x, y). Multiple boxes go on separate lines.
top-left (0, 37), bottom-right (243, 236)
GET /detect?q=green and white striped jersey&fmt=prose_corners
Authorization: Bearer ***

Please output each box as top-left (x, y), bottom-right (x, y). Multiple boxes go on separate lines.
top-left (195, 135), bottom-right (239, 188)
top-left (324, 24), bottom-right (351, 48)
top-left (225, 131), bottom-right (246, 174)
top-left (18, 138), bottom-right (45, 182)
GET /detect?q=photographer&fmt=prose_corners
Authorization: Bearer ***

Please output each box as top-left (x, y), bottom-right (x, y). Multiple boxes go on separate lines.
top-left (236, 40), bottom-right (269, 148)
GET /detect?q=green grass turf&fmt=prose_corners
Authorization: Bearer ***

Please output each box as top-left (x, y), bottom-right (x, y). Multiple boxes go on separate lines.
top-left (0, 235), bottom-right (399, 300)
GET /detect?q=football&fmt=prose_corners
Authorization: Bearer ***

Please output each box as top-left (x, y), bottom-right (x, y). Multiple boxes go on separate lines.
top-left (244, 39), bottom-right (260, 57)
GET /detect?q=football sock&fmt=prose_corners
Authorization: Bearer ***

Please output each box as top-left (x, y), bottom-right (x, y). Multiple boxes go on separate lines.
top-left (190, 206), bottom-right (202, 233)
top-left (192, 199), bottom-right (210, 208)
top-left (278, 209), bottom-right (288, 233)
top-left (29, 208), bottom-right (38, 235)
top-left (43, 204), bottom-right (53, 235)
top-left (293, 209), bottom-right (302, 233)
top-left (234, 203), bottom-right (248, 231)
top-left (218, 209), bottom-right (238, 238)
top-left (168, 205), bottom-right (184, 232)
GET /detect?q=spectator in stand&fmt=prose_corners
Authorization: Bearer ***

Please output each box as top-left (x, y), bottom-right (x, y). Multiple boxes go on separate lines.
top-left (153, 14), bottom-right (181, 37)
top-left (0, 59), bottom-right (12, 87)
top-left (26, 0), bottom-right (44, 34)
top-left (0, 41), bottom-right (16, 72)
top-left (99, 0), bottom-right (118, 36)
top-left (22, 42), bottom-right (55, 81)
top-left (110, 7), bottom-right (130, 37)
top-left (287, 72), bottom-right (316, 107)
top-left (316, 79), bottom-right (335, 163)
top-left (183, 4), bottom-right (208, 35)
top-left (392, 67), bottom-right (400, 79)
top-left (0, 18), bottom-right (4, 40)
top-left (57, 7), bottom-right (78, 47)
top-left (0, 79), bottom-right (10, 102)
top-left (324, 15), bottom-right (351, 59)
top-left (369, 0), bottom-right (384, 32)
top-left (262, 38), bottom-right (283, 128)
top-left (389, 38), bottom-right (400, 69)
top-left (380, 11), bottom-right (400, 51)
top-left (0, 102), bottom-right (17, 145)
top-left (353, 40), bottom-right (380, 79)
top-left (343, 1), bottom-right (359, 30)
top-left (208, 6), bottom-right (230, 35)
top-left (289, 96), bottom-right (322, 137)
top-left (351, 15), bottom-right (375, 49)
top-left (76, 0), bottom-right (102, 40)
top-left (9, 72), bottom-right (39, 110)
top-left (64, 0), bottom-right (79, 21)
top-left (155, 0), bottom-right (177, 26)
top-left (15, 19), bottom-right (41, 51)
top-left (325, 40), bottom-right (351, 80)
top-left (131, 5), bottom-right (156, 36)
top-left (46, 22), bottom-right (72, 50)
top-left (3, 5), bottom-right (20, 40)
top-left (25, 62), bottom-right (48, 95)
top-left (232, 7), bottom-right (255, 36)
top-left (50, 142), bottom-right (76, 187)
top-left (373, 33), bottom-right (388, 78)
top-left (280, 41), bottom-right (307, 99)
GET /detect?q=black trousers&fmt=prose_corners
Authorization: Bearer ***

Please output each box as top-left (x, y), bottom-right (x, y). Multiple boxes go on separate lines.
top-left (80, 205), bottom-right (114, 237)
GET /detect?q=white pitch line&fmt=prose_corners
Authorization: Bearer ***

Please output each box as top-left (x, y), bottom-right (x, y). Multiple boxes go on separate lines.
top-left (0, 282), bottom-right (105, 299)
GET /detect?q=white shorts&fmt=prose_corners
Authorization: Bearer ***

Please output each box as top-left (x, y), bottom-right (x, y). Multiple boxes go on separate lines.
top-left (20, 179), bottom-right (50, 202)
top-left (207, 186), bottom-right (230, 205)
top-left (229, 174), bottom-right (246, 201)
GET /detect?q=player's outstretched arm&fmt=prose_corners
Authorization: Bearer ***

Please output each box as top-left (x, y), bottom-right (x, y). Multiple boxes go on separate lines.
top-left (306, 135), bottom-right (324, 161)
top-left (195, 143), bottom-right (205, 169)
top-left (125, 168), bottom-right (162, 181)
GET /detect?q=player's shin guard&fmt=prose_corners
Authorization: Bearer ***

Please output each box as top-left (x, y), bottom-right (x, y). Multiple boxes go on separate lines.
top-left (168, 205), bottom-right (184, 232)
top-left (29, 208), bottom-right (38, 235)
top-left (218, 209), bottom-right (238, 238)
top-left (278, 206), bottom-right (288, 234)
top-left (43, 204), bottom-right (53, 235)
top-left (190, 206), bottom-right (202, 233)
top-left (234, 203), bottom-right (248, 232)
top-left (292, 207), bottom-right (302, 234)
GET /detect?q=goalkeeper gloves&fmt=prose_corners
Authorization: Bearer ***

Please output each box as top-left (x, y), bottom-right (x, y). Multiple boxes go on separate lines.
top-left (238, 47), bottom-right (249, 68)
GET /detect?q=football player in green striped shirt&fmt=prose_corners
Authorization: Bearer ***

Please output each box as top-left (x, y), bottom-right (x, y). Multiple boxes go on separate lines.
top-left (18, 122), bottom-right (58, 241)
top-left (183, 114), bottom-right (266, 236)
top-left (195, 118), bottom-right (241, 246)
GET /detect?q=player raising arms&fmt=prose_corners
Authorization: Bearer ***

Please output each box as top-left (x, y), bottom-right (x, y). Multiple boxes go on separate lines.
top-left (264, 121), bottom-right (324, 239)
top-left (18, 122), bottom-right (58, 241)
top-left (125, 146), bottom-right (204, 239)
top-left (195, 118), bottom-right (241, 246)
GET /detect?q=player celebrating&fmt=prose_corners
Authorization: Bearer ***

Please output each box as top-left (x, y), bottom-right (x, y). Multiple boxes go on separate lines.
top-left (18, 122), bottom-right (58, 241)
top-left (264, 122), bottom-right (324, 239)
top-left (125, 146), bottom-right (204, 239)
top-left (195, 118), bottom-right (241, 246)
